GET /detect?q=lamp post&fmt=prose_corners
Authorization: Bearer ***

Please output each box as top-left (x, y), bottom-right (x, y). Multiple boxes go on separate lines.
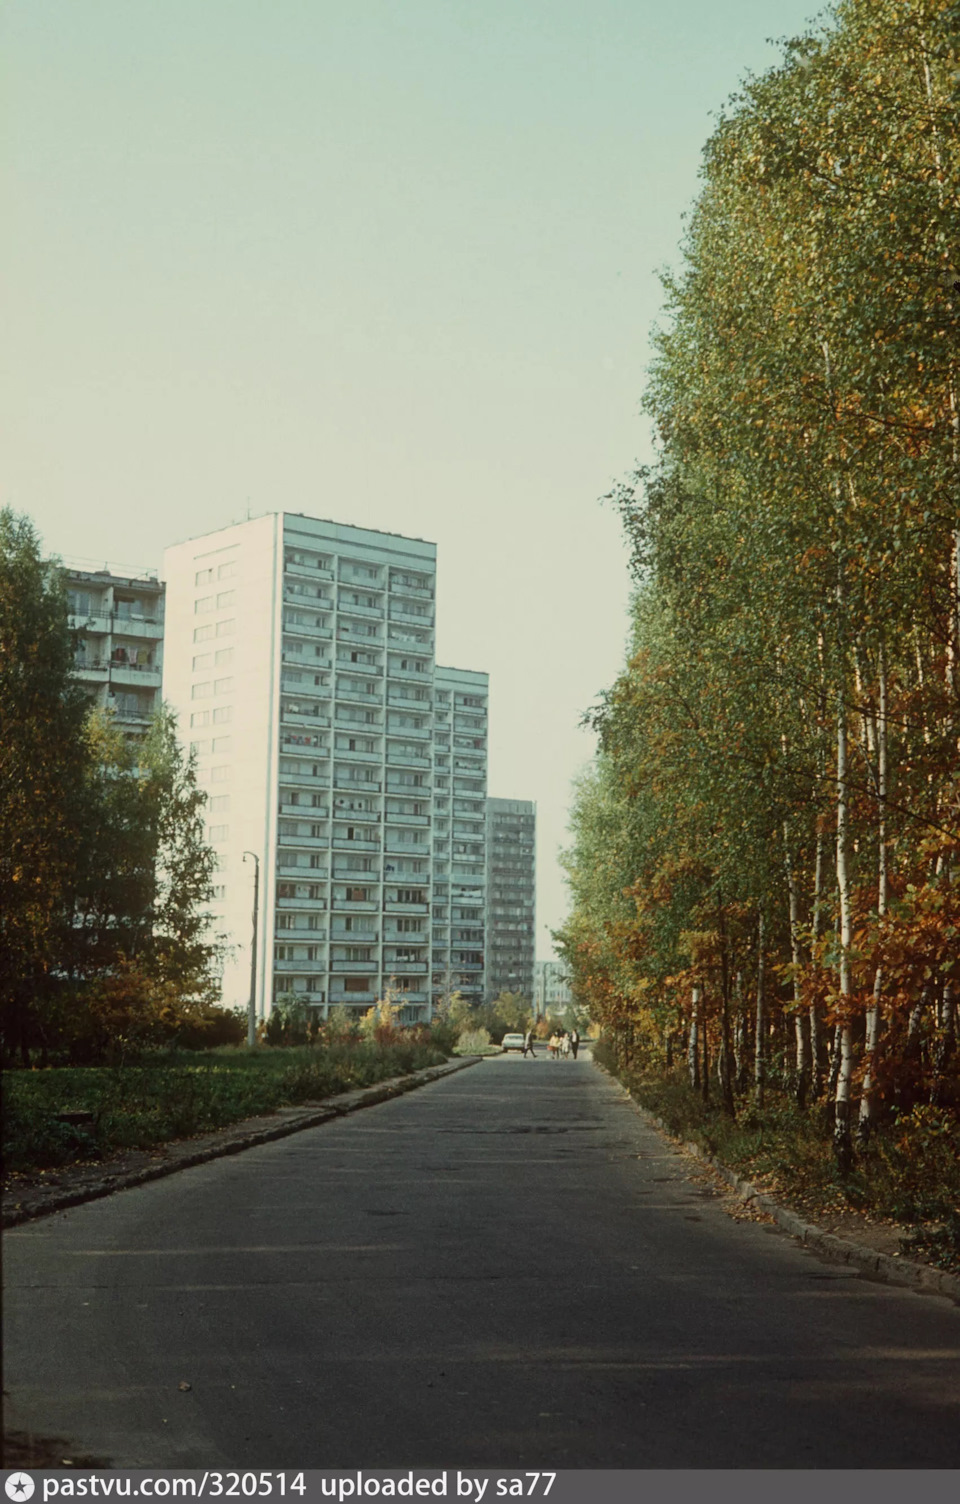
top-left (243, 851), bottom-right (260, 1048)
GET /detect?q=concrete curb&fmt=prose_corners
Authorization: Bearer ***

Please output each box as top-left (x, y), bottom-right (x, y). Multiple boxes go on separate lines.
top-left (2, 1055), bottom-right (481, 1229)
top-left (609, 1074), bottom-right (960, 1306)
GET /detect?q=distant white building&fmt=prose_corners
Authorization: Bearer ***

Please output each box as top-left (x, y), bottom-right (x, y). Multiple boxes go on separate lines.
top-left (534, 960), bottom-right (572, 1018)
top-left (162, 512), bottom-right (490, 1026)
top-left (431, 667), bottom-right (488, 1007)
top-left (64, 567), bottom-right (165, 734)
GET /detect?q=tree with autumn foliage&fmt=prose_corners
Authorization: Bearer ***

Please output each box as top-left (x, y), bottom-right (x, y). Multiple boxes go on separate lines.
top-left (560, 0), bottom-right (960, 1179)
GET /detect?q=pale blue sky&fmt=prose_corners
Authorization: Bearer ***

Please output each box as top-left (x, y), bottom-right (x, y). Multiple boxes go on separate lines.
top-left (1, 0), bottom-right (823, 949)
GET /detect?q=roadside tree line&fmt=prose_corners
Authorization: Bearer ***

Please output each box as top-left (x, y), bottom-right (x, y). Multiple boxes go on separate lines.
top-left (0, 510), bottom-right (225, 1065)
top-left (559, 0), bottom-right (960, 1172)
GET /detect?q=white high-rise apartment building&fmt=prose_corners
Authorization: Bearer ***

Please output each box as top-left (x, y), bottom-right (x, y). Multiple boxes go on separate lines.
top-left (431, 666), bottom-right (488, 1006)
top-left (162, 514), bottom-right (438, 1023)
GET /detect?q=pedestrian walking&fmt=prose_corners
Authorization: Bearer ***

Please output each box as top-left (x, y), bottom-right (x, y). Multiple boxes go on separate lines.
top-left (548, 1031), bottom-right (560, 1059)
top-left (522, 1028), bottom-right (536, 1059)
top-left (570, 1027), bottom-right (580, 1059)
top-left (560, 1032), bottom-right (571, 1059)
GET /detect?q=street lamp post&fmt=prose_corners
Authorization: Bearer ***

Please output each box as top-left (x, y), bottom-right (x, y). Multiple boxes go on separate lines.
top-left (243, 851), bottom-right (260, 1048)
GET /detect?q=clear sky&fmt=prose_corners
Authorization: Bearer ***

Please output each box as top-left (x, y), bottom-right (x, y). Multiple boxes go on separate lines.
top-left (2, 0), bottom-right (823, 955)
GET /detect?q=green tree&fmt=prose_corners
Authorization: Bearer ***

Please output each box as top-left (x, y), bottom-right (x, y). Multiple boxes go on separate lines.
top-left (0, 510), bottom-right (89, 1062)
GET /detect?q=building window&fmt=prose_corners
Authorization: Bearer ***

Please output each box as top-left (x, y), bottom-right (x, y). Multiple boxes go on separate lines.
top-left (216, 590), bottom-right (236, 608)
top-left (192, 682), bottom-right (212, 699)
top-left (193, 652), bottom-right (214, 670)
top-left (195, 596), bottom-right (214, 614)
top-left (218, 561), bottom-right (237, 580)
top-left (216, 619), bottom-right (235, 637)
top-left (195, 569), bottom-right (214, 586)
top-left (190, 711), bottom-right (210, 728)
top-left (214, 677), bottom-right (234, 695)
top-left (193, 624), bottom-right (214, 643)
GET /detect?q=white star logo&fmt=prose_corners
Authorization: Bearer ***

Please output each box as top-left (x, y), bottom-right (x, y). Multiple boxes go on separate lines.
top-left (5, 1477), bottom-right (35, 1502)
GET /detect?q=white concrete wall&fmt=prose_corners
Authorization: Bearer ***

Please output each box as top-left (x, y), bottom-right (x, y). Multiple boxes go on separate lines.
top-left (162, 515), bottom-right (281, 1021)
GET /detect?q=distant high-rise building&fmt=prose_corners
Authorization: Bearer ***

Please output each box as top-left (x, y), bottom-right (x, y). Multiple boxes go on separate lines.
top-left (485, 797), bottom-right (536, 1002)
top-left (431, 666), bottom-right (488, 1007)
top-left (64, 567), bottom-right (165, 734)
top-left (162, 513), bottom-right (441, 1024)
top-left (534, 959), bottom-right (572, 1018)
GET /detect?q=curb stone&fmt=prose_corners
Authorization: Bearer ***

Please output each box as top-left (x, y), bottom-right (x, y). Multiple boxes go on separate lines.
top-left (2, 1055), bottom-right (481, 1229)
top-left (605, 1072), bottom-right (960, 1307)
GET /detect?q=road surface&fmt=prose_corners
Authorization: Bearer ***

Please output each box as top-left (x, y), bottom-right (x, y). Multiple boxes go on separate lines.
top-left (5, 1053), bottom-right (960, 1467)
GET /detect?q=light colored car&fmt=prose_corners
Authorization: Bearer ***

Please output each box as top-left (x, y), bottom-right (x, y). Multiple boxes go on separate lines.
top-left (501, 1032), bottom-right (526, 1052)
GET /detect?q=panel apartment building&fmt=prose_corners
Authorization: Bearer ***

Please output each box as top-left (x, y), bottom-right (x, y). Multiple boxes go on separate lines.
top-left (65, 567), bottom-right (165, 732)
top-left (162, 513), bottom-right (487, 1024)
top-left (485, 797), bottom-right (536, 1002)
top-left (431, 666), bottom-right (488, 1007)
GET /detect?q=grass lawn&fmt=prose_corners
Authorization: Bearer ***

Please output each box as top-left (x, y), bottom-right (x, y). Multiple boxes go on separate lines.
top-left (2, 1038), bottom-right (447, 1173)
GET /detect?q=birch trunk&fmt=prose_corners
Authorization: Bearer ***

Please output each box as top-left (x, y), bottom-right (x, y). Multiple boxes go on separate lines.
top-left (688, 986), bottom-right (700, 1090)
top-left (754, 912), bottom-right (765, 1109)
top-left (859, 647), bottom-right (887, 1143)
top-left (784, 828), bottom-right (808, 1108)
top-left (834, 687), bottom-right (854, 1175)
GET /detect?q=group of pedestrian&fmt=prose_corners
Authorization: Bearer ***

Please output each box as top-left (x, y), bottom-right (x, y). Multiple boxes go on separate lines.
top-left (547, 1027), bottom-right (579, 1060)
top-left (519, 1026), bottom-right (581, 1059)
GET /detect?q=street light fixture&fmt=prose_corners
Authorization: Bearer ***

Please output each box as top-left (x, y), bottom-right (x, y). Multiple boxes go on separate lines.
top-left (243, 851), bottom-right (260, 1048)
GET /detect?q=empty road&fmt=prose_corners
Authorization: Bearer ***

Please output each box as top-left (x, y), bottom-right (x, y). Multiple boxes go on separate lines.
top-left (5, 1053), bottom-right (960, 1467)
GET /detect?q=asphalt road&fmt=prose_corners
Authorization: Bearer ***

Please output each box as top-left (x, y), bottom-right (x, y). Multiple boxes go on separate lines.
top-left (5, 1053), bottom-right (960, 1468)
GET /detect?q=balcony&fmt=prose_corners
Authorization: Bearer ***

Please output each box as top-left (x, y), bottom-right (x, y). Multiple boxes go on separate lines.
top-left (333, 775), bottom-right (382, 793)
top-left (110, 663), bottom-right (162, 688)
top-left (381, 959), bottom-right (428, 974)
top-left (387, 690), bottom-right (432, 709)
top-left (283, 617), bottom-right (332, 639)
top-left (73, 661), bottom-right (109, 680)
top-left (281, 708), bottom-right (331, 729)
top-left (331, 898), bottom-right (379, 912)
top-left (68, 612), bottom-right (112, 635)
top-left (331, 835), bottom-right (381, 853)
top-left (389, 581), bottom-right (433, 600)
top-left (387, 664), bottom-right (433, 684)
top-left (109, 615), bottom-right (164, 640)
top-left (283, 652), bottom-right (333, 671)
top-left (277, 858), bottom-right (328, 877)
top-left (285, 559), bottom-right (335, 582)
top-left (336, 688), bottom-right (384, 710)
top-left (111, 704), bottom-right (155, 723)
top-left (278, 834), bottom-right (329, 851)
top-left (329, 960), bottom-right (379, 974)
top-left (335, 657), bottom-right (382, 677)
top-left (389, 603), bottom-right (434, 625)
top-left (385, 811), bottom-right (429, 827)
top-left (279, 765), bottom-right (328, 783)
top-left (274, 956), bottom-right (326, 972)
top-left (276, 894), bottom-right (328, 910)
top-left (278, 801), bottom-right (329, 818)
top-left (383, 900), bottom-right (429, 914)
top-left (386, 750), bottom-right (430, 769)
top-left (337, 599), bottom-right (384, 619)
top-left (332, 748), bottom-right (381, 767)
top-left (284, 585), bottom-right (334, 609)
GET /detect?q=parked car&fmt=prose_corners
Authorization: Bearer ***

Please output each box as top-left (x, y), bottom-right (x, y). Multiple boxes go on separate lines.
top-left (501, 1032), bottom-right (526, 1052)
